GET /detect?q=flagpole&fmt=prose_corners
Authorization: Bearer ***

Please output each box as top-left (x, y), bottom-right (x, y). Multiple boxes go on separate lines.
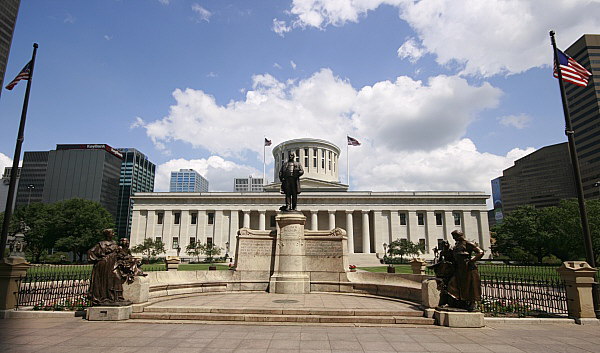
top-left (0, 43), bottom-right (38, 261)
top-left (347, 140), bottom-right (350, 188)
top-left (263, 137), bottom-right (266, 185)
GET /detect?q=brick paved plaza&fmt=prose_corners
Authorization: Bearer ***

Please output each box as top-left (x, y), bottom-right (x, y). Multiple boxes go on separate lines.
top-left (1, 316), bottom-right (599, 353)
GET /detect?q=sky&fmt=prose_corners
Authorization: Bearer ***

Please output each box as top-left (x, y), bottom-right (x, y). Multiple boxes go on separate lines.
top-left (1, 0), bottom-right (599, 207)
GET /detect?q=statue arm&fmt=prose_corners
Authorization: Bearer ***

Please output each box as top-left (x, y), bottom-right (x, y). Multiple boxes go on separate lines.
top-left (467, 241), bottom-right (484, 263)
top-left (297, 163), bottom-right (304, 177)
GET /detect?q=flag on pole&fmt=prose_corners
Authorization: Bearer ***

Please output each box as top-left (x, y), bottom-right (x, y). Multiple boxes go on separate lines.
top-left (553, 49), bottom-right (591, 87)
top-left (5, 60), bottom-right (33, 90)
top-left (264, 138), bottom-right (272, 146)
top-left (347, 136), bottom-right (361, 146)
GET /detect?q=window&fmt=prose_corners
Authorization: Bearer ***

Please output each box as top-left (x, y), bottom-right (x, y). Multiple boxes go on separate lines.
top-left (399, 213), bottom-right (407, 226)
top-left (417, 213), bottom-right (424, 226)
top-left (189, 237), bottom-right (196, 245)
top-left (208, 212), bottom-right (215, 225)
top-left (191, 212), bottom-right (197, 224)
top-left (155, 237), bottom-right (162, 243)
top-left (313, 150), bottom-right (317, 167)
top-left (453, 212), bottom-right (461, 226)
top-left (157, 212), bottom-right (164, 224)
top-left (270, 215), bottom-right (276, 227)
top-left (435, 212), bottom-right (443, 226)
top-left (328, 151), bottom-right (332, 170)
top-left (321, 150), bottom-right (325, 169)
top-left (437, 239), bottom-right (445, 249)
top-left (207, 237), bottom-right (213, 247)
top-left (295, 149), bottom-right (300, 162)
top-left (174, 212), bottom-right (181, 224)
top-left (172, 237), bottom-right (179, 249)
top-left (304, 149), bottom-right (309, 167)
top-left (419, 238), bottom-right (426, 249)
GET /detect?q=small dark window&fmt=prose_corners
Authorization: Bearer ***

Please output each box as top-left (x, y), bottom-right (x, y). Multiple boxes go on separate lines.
top-left (172, 237), bottom-right (179, 249)
top-left (155, 237), bottom-right (161, 243)
top-left (419, 238), bottom-right (426, 248)
top-left (191, 213), bottom-right (197, 224)
top-left (190, 237), bottom-right (196, 245)
top-left (157, 212), bottom-right (164, 224)
top-left (435, 212), bottom-right (443, 226)
top-left (313, 150), bottom-right (317, 167)
top-left (399, 213), bottom-right (407, 226)
top-left (174, 212), bottom-right (181, 224)
top-left (270, 215), bottom-right (276, 227)
top-left (453, 212), bottom-right (461, 226)
top-left (417, 213), bottom-right (424, 226)
top-left (207, 237), bottom-right (213, 247)
top-left (208, 212), bottom-right (215, 225)
top-left (437, 239), bottom-right (444, 249)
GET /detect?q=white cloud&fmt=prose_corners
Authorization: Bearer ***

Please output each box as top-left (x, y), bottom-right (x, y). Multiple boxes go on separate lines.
top-left (498, 114), bottom-right (532, 130)
top-left (158, 0), bottom-right (170, 5)
top-left (206, 72), bottom-right (218, 78)
top-left (272, 18), bottom-right (292, 37)
top-left (104, 35), bottom-right (112, 41)
top-left (397, 37), bottom-right (424, 63)
top-left (192, 4), bottom-right (212, 22)
top-left (0, 153), bottom-right (12, 175)
top-left (290, 60), bottom-right (297, 70)
top-left (134, 68), bottom-right (521, 199)
top-left (284, 0), bottom-right (600, 76)
top-left (63, 13), bottom-right (75, 24)
top-left (155, 157), bottom-right (261, 192)
top-left (273, 63), bottom-right (282, 69)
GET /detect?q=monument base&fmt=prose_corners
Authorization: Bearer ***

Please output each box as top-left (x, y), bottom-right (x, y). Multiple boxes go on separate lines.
top-left (86, 305), bottom-right (132, 321)
top-left (269, 273), bottom-right (310, 294)
top-left (433, 309), bottom-right (484, 327)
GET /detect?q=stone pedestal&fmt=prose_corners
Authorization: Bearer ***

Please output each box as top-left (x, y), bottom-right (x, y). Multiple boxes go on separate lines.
top-left (0, 257), bottom-right (30, 312)
top-left (557, 261), bottom-right (597, 319)
top-left (434, 309), bottom-right (484, 328)
top-left (421, 278), bottom-right (441, 309)
top-left (269, 212), bottom-right (310, 294)
top-left (165, 256), bottom-right (180, 271)
top-left (86, 305), bottom-right (132, 321)
top-left (123, 276), bottom-right (150, 304)
top-left (410, 258), bottom-right (427, 275)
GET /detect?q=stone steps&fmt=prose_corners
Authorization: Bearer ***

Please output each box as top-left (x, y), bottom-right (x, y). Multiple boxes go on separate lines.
top-left (130, 307), bottom-right (434, 325)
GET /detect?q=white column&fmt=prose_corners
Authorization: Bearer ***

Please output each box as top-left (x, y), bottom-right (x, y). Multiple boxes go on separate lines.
top-left (259, 211), bottom-right (266, 230)
top-left (444, 211), bottom-right (456, 240)
top-left (130, 210), bottom-right (142, 246)
top-left (243, 210), bottom-right (250, 228)
top-left (407, 210), bottom-right (418, 242)
top-left (345, 211), bottom-right (354, 254)
top-left (229, 210), bottom-right (239, 258)
top-left (372, 210), bottom-right (386, 253)
top-left (425, 211), bottom-right (436, 254)
top-left (311, 211), bottom-right (318, 230)
top-left (362, 210), bottom-right (371, 253)
top-left (328, 210), bottom-right (336, 230)
top-left (213, 210), bottom-right (224, 247)
top-left (478, 211), bottom-right (490, 256)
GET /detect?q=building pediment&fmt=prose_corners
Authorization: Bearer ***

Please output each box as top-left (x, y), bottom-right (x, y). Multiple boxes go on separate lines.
top-left (263, 177), bottom-right (348, 192)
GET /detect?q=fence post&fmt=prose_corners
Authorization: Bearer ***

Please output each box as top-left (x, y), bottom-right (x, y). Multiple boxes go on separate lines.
top-left (557, 261), bottom-right (598, 323)
top-left (0, 257), bottom-right (30, 317)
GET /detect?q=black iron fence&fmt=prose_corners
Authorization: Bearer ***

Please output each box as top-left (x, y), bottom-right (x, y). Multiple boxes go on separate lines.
top-left (16, 265), bottom-right (92, 310)
top-left (427, 262), bottom-right (569, 317)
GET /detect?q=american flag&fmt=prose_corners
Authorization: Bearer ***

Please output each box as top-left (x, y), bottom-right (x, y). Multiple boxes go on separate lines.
top-left (264, 138), bottom-right (272, 146)
top-left (554, 49), bottom-right (591, 87)
top-left (347, 136), bottom-right (361, 146)
top-left (5, 60), bottom-right (32, 90)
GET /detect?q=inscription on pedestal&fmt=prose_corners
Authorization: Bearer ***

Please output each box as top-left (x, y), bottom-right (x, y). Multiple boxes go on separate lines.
top-left (305, 241), bottom-right (342, 257)
top-left (238, 240), bottom-right (273, 256)
top-left (280, 224), bottom-right (303, 237)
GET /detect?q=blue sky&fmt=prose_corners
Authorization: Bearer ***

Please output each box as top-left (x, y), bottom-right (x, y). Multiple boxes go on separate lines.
top-left (1, 0), bottom-right (599, 203)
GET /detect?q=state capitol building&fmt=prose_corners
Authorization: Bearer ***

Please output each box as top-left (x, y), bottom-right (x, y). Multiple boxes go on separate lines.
top-left (130, 138), bottom-right (491, 262)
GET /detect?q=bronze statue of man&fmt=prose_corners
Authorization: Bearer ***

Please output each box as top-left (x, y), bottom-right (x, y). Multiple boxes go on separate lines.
top-left (279, 152), bottom-right (304, 211)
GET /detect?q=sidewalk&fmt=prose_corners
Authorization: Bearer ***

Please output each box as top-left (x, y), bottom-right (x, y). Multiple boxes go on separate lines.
top-left (0, 317), bottom-right (598, 352)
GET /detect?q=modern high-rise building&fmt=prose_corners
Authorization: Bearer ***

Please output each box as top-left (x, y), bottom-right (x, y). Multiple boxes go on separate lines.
top-left (234, 176), bottom-right (264, 192)
top-left (15, 144), bottom-right (123, 217)
top-left (564, 34), bottom-right (600, 199)
top-left (15, 151), bottom-right (49, 208)
top-left (0, 167), bottom-right (21, 213)
top-left (169, 169), bottom-right (208, 192)
top-left (499, 143), bottom-right (577, 214)
top-left (115, 148), bottom-right (155, 238)
top-left (0, 0), bottom-right (20, 92)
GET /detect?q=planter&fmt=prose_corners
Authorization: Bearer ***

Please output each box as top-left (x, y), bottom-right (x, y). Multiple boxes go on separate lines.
top-left (208, 265), bottom-right (217, 271)
top-left (387, 266), bottom-right (396, 274)
top-left (350, 269), bottom-right (356, 272)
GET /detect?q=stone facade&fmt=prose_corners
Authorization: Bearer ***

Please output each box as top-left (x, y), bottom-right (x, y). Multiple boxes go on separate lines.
top-left (129, 191), bottom-right (491, 260)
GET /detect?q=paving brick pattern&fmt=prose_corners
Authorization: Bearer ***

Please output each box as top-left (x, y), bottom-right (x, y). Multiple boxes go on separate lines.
top-left (1, 317), bottom-right (599, 353)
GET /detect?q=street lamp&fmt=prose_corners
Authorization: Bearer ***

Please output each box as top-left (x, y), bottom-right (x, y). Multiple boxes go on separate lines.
top-left (26, 184), bottom-right (35, 205)
top-left (594, 181), bottom-right (600, 197)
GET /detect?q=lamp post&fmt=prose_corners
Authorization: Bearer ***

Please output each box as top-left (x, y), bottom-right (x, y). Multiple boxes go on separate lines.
top-left (594, 181), bottom-right (600, 197)
top-left (26, 184), bottom-right (34, 205)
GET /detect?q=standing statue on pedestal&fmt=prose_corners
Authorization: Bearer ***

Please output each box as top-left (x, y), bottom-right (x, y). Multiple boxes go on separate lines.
top-left (279, 152), bottom-right (304, 211)
top-left (430, 230), bottom-right (484, 311)
top-left (87, 229), bottom-right (132, 306)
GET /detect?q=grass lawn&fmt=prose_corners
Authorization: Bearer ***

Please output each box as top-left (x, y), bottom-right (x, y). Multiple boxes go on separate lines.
top-left (358, 265), bottom-right (413, 274)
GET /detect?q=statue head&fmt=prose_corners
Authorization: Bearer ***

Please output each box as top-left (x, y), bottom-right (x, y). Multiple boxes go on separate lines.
top-left (103, 228), bottom-right (115, 241)
top-left (451, 230), bottom-right (465, 241)
top-left (288, 152), bottom-right (295, 161)
top-left (119, 238), bottom-right (130, 249)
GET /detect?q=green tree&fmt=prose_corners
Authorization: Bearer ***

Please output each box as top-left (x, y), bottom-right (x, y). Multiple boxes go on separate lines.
top-left (131, 238), bottom-right (166, 262)
top-left (491, 205), bottom-right (553, 263)
top-left (386, 238), bottom-right (425, 263)
top-left (185, 241), bottom-right (203, 263)
top-left (51, 199), bottom-right (114, 262)
top-left (11, 203), bottom-right (55, 262)
top-left (198, 242), bottom-right (222, 265)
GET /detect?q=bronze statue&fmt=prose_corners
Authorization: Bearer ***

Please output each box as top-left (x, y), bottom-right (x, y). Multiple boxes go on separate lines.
top-left (87, 229), bottom-right (132, 306)
top-left (430, 230), bottom-right (484, 311)
top-left (116, 238), bottom-right (146, 284)
top-left (279, 152), bottom-right (304, 211)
